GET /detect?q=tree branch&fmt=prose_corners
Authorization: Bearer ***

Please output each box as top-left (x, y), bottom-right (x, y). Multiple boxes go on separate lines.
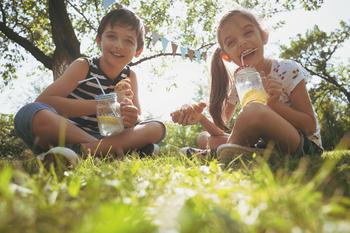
top-left (129, 52), bottom-right (206, 66)
top-left (0, 21), bottom-right (53, 69)
top-left (66, 0), bottom-right (96, 32)
top-left (304, 65), bottom-right (350, 103)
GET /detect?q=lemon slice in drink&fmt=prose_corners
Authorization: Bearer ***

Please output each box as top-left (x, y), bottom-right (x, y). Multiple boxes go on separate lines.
top-left (97, 116), bottom-right (120, 124)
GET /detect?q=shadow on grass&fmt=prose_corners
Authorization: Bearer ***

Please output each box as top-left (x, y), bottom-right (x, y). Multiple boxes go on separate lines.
top-left (221, 149), bottom-right (350, 198)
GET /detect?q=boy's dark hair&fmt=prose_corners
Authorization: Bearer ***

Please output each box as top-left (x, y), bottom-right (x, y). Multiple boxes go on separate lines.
top-left (97, 8), bottom-right (144, 50)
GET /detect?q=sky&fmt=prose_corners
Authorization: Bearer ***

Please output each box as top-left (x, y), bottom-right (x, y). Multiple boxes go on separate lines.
top-left (0, 0), bottom-right (349, 122)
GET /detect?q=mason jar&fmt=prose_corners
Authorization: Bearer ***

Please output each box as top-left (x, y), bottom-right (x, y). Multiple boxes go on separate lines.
top-left (95, 93), bottom-right (124, 136)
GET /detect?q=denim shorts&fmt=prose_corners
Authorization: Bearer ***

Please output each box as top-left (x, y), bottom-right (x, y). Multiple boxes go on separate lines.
top-left (14, 102), bottom-right (57, 154)
top-left (14, 102), bottom-right (166, 154)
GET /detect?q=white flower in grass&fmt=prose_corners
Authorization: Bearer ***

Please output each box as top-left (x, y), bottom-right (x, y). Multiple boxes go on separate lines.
top-left (123, 197), bottom-right (132, 205)
top-left (199, 165), bottom-right (210, 174)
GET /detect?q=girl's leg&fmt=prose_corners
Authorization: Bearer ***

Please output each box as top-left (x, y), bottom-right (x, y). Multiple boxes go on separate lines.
top-left (32, 109), bottom-right (97, 150)
top-left (196, 131), bottom-right (210, 149)
top-left (229, 103), bottom-right (300, 153)
top-left (196, 131), bottom-right (228, 149)
top-left (82, 121), bottom-right (165, 156)
top-left (208, 135), bottom-right (228, 149)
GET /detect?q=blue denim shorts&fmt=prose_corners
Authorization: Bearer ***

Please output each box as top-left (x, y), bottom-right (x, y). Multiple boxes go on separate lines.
top-left (14, 102), bottom-right (166, 154)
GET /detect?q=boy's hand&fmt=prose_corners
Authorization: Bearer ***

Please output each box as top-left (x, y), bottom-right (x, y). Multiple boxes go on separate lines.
top-left (115, 79), bottom-right (134, 102)
top-left (170, 102), bottom-right (206, 125)
top-left (261, 74), bottom-right (283, 106)
top-left (120, 98), bottom-right (138, 127)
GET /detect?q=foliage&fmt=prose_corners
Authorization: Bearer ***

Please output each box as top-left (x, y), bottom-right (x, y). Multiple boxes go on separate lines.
top-left (0, 114), bottom-right (27, 158)
top-left (160, 122), bottom-right (204, 153)
top-left (280, 22), bottom-right (350, 149)
top-left (280, 22), bottom-right (350, 103)
top-left (0, 149), bottom-right (350, 233)
top-left (0, 0), bottom-right (324, 80)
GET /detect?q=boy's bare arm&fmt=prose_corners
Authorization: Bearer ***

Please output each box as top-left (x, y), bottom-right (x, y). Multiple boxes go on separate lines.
top-left (128, 70), bottom-right (141, 115)
top-left (36, 58), bottom-right (96, 117)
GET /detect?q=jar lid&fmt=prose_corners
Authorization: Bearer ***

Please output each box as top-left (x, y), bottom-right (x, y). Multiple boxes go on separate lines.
top-left (95, 92), bottom-right (116, 100)
top-left (234, 65), bottom-right (257, 76)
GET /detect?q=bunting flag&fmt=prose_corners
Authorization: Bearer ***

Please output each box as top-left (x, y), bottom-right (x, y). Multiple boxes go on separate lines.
top-left (151, 32), bottom-right (160, 45)
top-left (171, 42), bottom-right (178, 55)
top-left (202, 51), bottom-right (207, 61)
top-left (180, 47), bottom-right (188, 59)
top-left (150, 34), bottom-right (209, 62)
top-left (101, 1), bottom-right (209, 61)
top-left (195, 50), bottom-right (201, 62)
top-left (188, 49), bottom-right (194, 61)
top-left (102, 0), bottom-right (115, 9)
top-left (161, 37), bottom-right (169, 53)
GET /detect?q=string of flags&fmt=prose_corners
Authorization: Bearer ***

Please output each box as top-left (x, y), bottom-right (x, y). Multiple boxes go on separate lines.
top-left (150, 30), bottom-right (208, 62)
top-left (102, 0), bottom-right (210, 62)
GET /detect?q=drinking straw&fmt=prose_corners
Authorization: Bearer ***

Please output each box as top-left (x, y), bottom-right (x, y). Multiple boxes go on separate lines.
top-left (78, 77), bottom-right (120, 119)
top-left (240, 48), bottom-right (258, 66)
top-left (79, 77), bottom-right (106, 95)
top-left (240, 53), bottom-right (245, 66)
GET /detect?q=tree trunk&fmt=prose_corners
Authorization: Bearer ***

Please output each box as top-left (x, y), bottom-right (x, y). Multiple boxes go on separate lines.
top-left (48, 0), bottom-right (81, 79)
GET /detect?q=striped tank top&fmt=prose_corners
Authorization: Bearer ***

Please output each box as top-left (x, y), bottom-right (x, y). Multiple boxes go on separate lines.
top-left (68, 57), bottom-right (130, 135)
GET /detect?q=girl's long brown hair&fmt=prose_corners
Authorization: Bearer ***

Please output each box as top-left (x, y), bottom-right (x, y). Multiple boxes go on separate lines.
top-left (209, 47), bottom-right (230, 131)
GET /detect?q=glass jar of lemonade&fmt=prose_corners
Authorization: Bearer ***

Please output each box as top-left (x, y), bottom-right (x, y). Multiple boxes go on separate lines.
top-left (95, 93), bottom-right (124, 136)
top-left (234, 66), bottom-right (267, 107)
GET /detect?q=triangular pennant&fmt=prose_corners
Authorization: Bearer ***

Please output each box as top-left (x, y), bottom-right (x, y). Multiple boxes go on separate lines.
top-left (171, 42), bottom-right (178, 55)
top-left (151, 32), bottom-right (160, 45)
top-left (102, 0), bottom-right (115, 9)
top-left (161, 37), bottom-right (169, 52)
top-left (180, 47), bottom-right (188, 59)
top-left (195, 50), bottom-right (201, 62)
top-left (202, 51), bottom-right (207, 61)
top-left (188, 49), bottom-right (195, 61)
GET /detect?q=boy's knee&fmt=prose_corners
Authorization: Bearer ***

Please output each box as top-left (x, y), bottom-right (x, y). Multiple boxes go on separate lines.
top-left (153, 121), bottom-right (166, 141)
top-left (32, 109), bottom-right (59, 133)
top-left (140, 120), bottom-right (166, 143)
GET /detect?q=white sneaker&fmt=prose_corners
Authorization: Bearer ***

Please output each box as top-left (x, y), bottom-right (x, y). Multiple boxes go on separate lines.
top-left (217, 143), bottom-right (264, 164)
top-left (37, 147), bottom-right (80, 169)
top-left (179, 147), bottom-right (209, 157)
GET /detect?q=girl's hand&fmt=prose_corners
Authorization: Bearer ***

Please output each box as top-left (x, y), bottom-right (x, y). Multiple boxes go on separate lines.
top-left (170, 102), bottom-right (206, 125)
top-left (120, 98), bottom-right (138, 127)
top-left (261, 74), bottom-right (283, 105)
top-left (115, 79), bottom-right (134, 102)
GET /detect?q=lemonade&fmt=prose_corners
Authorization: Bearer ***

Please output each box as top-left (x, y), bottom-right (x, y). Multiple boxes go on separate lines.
top-left (241, 89), bottom-right (267, 106)
top-left (234, 66), bottom-right (267, 107)
top-left (95, 93), bottom-right (124, 136)
top-left (97, 115), bottom-right (124, 136)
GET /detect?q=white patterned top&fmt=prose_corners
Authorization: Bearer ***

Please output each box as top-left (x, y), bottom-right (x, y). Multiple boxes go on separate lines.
top-left (226, 59), bottom-right (322, 148)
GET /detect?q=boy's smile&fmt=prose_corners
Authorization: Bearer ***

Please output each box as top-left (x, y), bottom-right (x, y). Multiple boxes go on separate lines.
top-left (97, 24), bottom-right (138, 77)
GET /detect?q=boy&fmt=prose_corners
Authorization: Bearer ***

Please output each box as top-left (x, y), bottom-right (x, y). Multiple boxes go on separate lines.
top-left (14, 8), bottom-right (166, 165)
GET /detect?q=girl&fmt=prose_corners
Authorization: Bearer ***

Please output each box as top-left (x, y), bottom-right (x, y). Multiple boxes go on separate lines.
top-left (14, 8), bottom-right (165, 165)
top-left (172, 9), bottom-right (323, 160)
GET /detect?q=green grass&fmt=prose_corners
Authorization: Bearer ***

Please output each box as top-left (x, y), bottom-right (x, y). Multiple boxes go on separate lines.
top-left (0, 150), bottom-right (350, 233)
